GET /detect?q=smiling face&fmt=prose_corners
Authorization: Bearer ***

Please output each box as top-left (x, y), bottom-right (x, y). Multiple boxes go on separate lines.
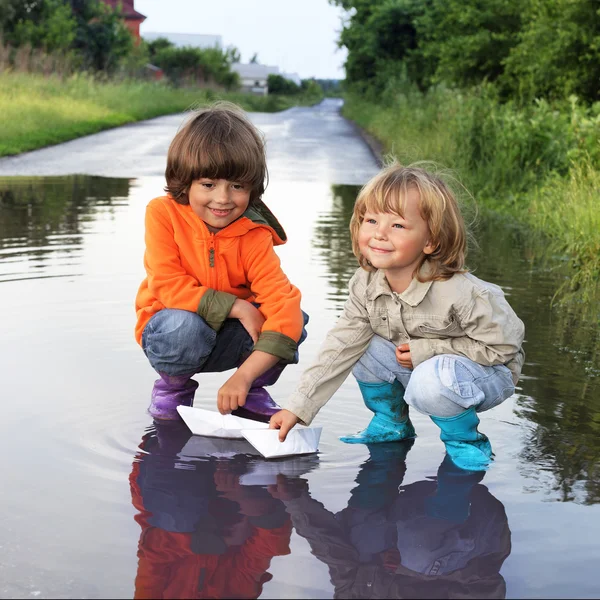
top-left (188, 178), bottom-right (251, 233)
top-left (357, 186), bottom-right (435, 288)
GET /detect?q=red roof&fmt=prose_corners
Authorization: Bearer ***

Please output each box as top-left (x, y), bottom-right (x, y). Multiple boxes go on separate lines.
top-left (101, 0), bottom-right (146, 21)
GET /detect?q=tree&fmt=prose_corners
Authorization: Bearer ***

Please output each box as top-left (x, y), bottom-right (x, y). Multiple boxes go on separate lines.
top-left (502, 0), bottom-right (600, 102)
top-left (249, 52), bottom-right (258, 63)
top-left (70, 0), bottom-right (134, 72)
top-left (329, 0), bottom-right (430, 92)
top-left (414, 0), bottom-right (523, 89)
top-left (0, 0), bottom-right (76, 52)
top-left (267, 74), bottom-right (301, 95)
top-left (151, 44), bottom-right (240, 89)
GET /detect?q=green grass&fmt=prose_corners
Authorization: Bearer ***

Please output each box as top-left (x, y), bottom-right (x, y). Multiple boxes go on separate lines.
top-left (343, 89), bottom-right (600, 307)
top-left (0, 72), bottom-right (318, 156)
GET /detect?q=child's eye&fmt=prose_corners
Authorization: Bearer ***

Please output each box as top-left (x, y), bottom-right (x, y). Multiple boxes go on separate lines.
top-left (365, 218), bottom-right (377, 225)
top-left (392, 223), bottom-right (405, 229)
top-left (231, 183), bottom-right (246, 190)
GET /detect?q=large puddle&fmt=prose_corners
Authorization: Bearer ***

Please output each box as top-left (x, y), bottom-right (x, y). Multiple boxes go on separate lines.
top-left (1, 175), bottom-right (599, 599)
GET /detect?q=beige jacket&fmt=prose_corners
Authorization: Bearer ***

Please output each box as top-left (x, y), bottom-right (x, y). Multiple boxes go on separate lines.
top-left (286, 264), bottom-right (525, 425)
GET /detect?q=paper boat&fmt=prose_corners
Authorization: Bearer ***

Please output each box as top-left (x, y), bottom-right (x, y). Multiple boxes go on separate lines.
top-left (177, 405), bottom-right (322, 459)
top-left (177, 405), bottom-right (268, 439)
top-left (241, 427), bottom-right (322, 459)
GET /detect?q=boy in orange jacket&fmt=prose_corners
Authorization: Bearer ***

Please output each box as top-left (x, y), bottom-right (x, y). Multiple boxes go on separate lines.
top-left (135, 103), bottom-right (307, 421)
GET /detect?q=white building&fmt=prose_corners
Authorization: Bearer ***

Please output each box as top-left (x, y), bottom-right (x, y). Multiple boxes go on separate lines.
top-left (142, 32), bottom-right (222, 49)
top-left (232, 63), bottom-right (302, 95)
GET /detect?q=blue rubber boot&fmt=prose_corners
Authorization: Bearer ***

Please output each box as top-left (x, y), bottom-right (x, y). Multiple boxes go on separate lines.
top-left (340, 380), bottom-right (416, 444)
top-left (430, 407), bottom-right (493, 472)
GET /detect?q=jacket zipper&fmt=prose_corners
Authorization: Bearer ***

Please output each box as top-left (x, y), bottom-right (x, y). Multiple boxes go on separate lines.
top-left (209, 236), bottom-right (215, 268)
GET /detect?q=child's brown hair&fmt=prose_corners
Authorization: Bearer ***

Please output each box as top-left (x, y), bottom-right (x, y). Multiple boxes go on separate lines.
top-left (349, 163), bottom-right (469, 281)
top-left (165, 102), bottom-right (267, 205)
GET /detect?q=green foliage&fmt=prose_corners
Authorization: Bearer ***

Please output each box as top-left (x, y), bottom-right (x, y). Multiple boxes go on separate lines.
top-left (268, 74), bottom-right (301, 95)
top-left (0, 0), bottom-right (76, 52)
top-left (331, 0), bottom-right (428, 93)
top-left (148, 39), bottom-right (240, 89)
top-left (70, 0), bottom-right (133, 73)
top-left (502, 0), bottom-right (600, 102)
top-left (332, 0), bottom-right (600, 104)
top-left (415, 0), bottom-right (522, 89)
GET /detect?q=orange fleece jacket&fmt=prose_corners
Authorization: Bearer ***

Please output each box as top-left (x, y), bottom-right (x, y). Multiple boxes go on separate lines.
top-left (135, 195), bottom-right (303, 361)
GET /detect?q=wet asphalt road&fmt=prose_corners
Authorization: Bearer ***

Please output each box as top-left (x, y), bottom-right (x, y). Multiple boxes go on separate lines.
top-left (0, 98), bottom-right (379, 184)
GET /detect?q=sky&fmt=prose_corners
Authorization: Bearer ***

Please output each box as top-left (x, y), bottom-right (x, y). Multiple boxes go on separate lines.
top-left (135, 0), bottom-right (348, 80)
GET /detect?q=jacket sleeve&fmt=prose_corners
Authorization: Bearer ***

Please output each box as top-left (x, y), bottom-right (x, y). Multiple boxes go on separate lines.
top-left (285, 271), bottom-right (374, 425)
top-left (243, 229), bottom-right (304, 361)
top-left (409, 286), bottom-right (525, 381)
top-left (144, 201), bottom-right (236, 331)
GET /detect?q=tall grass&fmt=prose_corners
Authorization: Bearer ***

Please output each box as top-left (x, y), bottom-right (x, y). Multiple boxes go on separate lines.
top-left (343, 86), bottom-right (600, 307)
top-left (0, 71), bottom-right (313, 156)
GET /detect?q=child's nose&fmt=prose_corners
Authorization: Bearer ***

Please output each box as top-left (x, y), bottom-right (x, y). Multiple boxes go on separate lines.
top-left (215, 186), bottom-right (230, 203)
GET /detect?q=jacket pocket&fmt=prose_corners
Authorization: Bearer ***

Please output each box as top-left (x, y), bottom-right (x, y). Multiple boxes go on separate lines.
top-left (418, 318), bottom-right (459, 337)
top-left (369, 314), bottom-right (391, 340)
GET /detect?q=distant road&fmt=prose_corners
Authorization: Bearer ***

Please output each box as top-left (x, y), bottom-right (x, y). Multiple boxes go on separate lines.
top-left (0, 99), bottom-right (379, 185)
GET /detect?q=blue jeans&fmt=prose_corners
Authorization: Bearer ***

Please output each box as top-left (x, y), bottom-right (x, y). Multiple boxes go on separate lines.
top-left (142, 308), bottom-right (309, 376)
top-left (353, 336), bottom-right (515, 418)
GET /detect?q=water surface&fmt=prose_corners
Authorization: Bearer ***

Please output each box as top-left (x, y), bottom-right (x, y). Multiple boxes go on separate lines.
top-left (0, 174), bottom-right (599, 599)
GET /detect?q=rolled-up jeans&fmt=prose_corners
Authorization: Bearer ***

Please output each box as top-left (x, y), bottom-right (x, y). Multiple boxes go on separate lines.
top-left (141, 308), bottom-right (309, 376)
top-left (352, 335), bottom-right (515, 418)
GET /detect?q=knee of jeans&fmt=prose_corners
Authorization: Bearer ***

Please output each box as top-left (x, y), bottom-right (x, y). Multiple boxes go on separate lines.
top-left (351, 335), bottom-right (398, 384)
top-left (143, 309), bottom-right (215, 366)
top-left (352, 360), bottom-right (387, 384)
top-left (404, 358), bottom-right (448, 414)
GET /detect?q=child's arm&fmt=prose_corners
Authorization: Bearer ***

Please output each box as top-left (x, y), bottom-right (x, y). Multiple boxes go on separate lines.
top-left (242, 229), bottom-right (304, 363)
top-left (271, 271), bottom-right (375, 439)
top-left (217, 350), bottom-right (280, 414)
top-left (143, 200), bottom-right (238, 331)
top-left (410, 286), bottom-right (525, 377)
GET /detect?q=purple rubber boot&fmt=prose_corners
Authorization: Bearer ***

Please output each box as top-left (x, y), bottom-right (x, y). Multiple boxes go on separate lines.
top-left (148, 373), bottom-right (199, 420)
top-left (232, 363), bottom-right (286, 423)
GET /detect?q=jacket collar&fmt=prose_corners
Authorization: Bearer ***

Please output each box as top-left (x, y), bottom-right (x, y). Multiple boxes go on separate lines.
top-left (366, 262), bottom-right (434, 307)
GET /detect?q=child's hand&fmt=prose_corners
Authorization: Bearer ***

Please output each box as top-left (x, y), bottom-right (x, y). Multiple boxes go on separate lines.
top-left (229, 298), bottom-right (265, 344)
top-left (269, 409), bottom-right (299, 442)
top-left (217, 371), bottom-right (252, 414)
top-left (396, 343), bottom-right (413, 369)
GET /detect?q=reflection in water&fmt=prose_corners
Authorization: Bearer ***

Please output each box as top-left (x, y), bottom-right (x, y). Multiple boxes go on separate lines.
top-left (312, 188), bottom-right (600, 503)
top-left (0, 176), bottom-right (130, 283)
top-left (130, 422), bottom-right (320, 599)
top-left (470, 214), bottom-right (600, 503)
top-left (312, 184), bottom-right (361, 310)
top-left (272, 443), bottom-right (510, 599)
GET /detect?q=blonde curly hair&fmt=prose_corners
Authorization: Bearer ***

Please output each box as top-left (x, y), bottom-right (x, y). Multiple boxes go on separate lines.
top-left (349, 163), bottom-right (469, 281)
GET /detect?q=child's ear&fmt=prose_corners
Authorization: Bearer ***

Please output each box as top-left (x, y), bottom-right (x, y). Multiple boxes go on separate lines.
top-left (423, 240), bottom-right (437, 255)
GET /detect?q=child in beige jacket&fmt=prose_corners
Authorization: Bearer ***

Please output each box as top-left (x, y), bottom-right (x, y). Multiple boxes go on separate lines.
top-left (270, 163), bottom-right (525, 471)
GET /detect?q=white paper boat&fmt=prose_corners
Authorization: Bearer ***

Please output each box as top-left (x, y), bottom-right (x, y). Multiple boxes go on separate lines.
top-left (241, 427), bottom-right (322, 459)
top-left (177, 405), bottom-right (322, 459)
top-left (177, 405), bottom-right (268, 439)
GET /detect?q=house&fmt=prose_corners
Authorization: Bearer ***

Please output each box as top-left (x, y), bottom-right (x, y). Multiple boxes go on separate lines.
top-left (142, 32), bottom-right (223, 50)
top-left (100, 0), bottom-right (146, 40)
top-left (231, 63), bottom-right (279, 95)
top-left (231, 64), bottom-right (303, 95)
